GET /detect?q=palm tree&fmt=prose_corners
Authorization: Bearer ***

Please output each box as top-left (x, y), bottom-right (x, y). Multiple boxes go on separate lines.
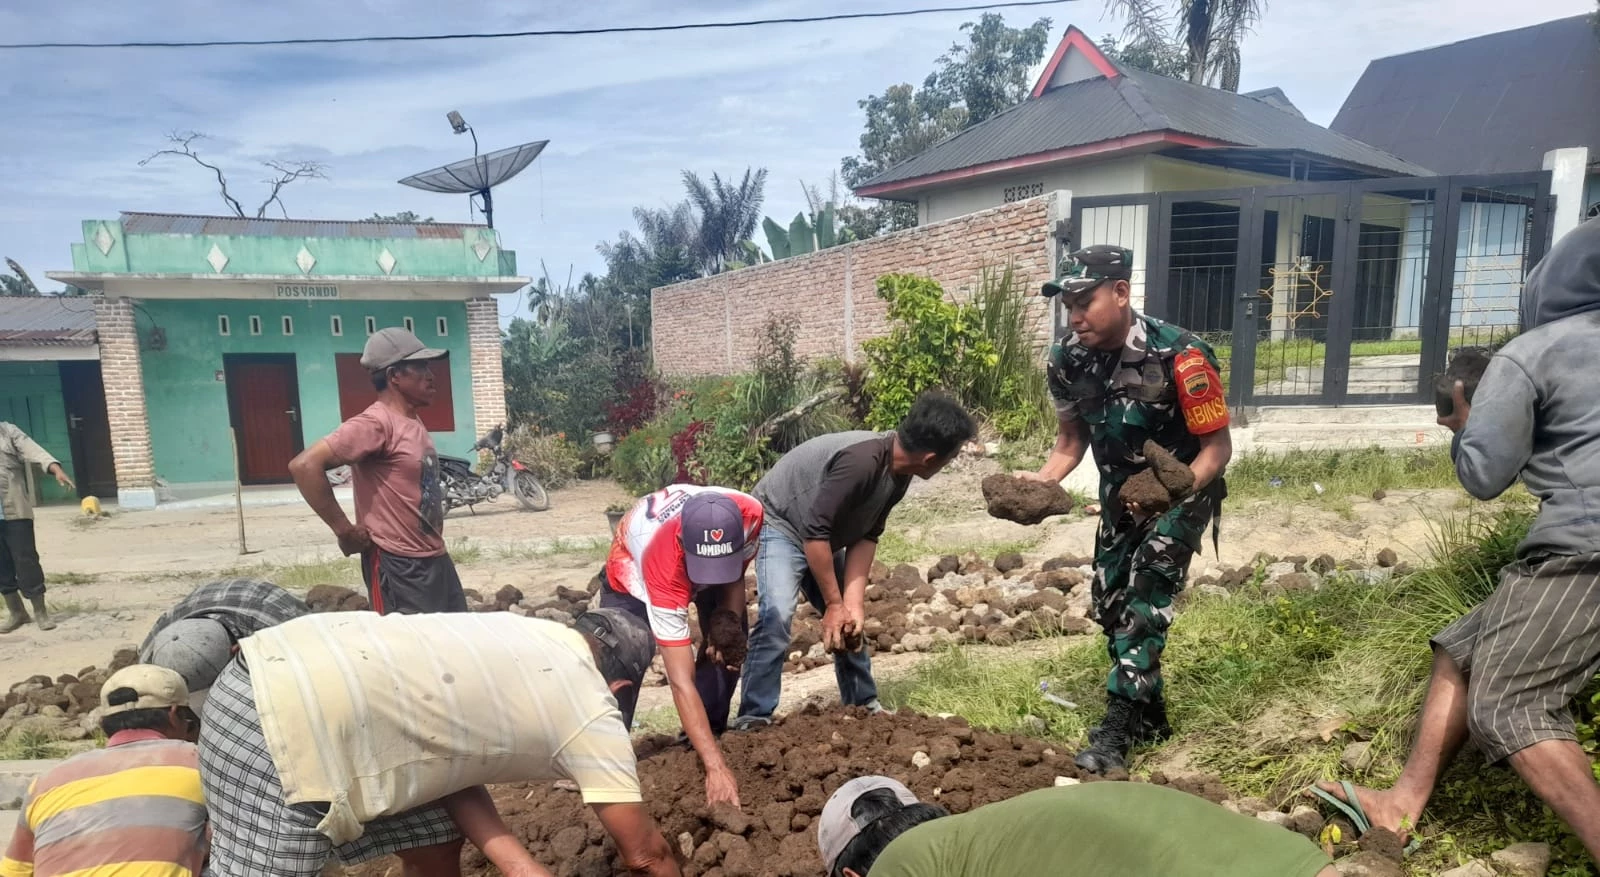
top-left (1106, 0), bottom-right (1262, 92)
top-left (681, 167), bottom-right (769, 275)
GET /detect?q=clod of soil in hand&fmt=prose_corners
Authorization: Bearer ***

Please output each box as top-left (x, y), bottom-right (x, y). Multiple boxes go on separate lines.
top-left (1143, 441), bottom-right (1195, 497)
top-left (1375, 548), bottom-right (1399, 568)
top-left (993, 552), bottom-right (1025, 574)
top-left (706, 610), bottom-right (748, 667)
top-left (711, 805), bottom-right (752, 836)
top-left (980, 474), bottom-right (1074, 525)
top-left (1357, 827), bottom-right (1407, 862)
top-left (1119, 469), bottom-right (1172, 514)
top-left (1434, 347), bottom-right (1491, 417)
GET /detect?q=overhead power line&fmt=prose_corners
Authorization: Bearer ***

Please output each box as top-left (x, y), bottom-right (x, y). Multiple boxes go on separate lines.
top-left (0, 1), bottom-right (1074, 51)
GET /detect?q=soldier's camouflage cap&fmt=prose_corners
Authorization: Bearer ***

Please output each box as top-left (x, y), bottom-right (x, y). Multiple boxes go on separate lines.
top-left (1041, 244), bottom-right (1134, 299)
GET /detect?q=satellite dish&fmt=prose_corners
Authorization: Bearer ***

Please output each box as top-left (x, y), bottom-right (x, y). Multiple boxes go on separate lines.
top-left (398, 140), bottom-right (547, 228)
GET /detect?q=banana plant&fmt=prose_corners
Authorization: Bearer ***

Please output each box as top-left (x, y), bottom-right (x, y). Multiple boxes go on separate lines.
top-left (762, 202), bottom-right (855, 261)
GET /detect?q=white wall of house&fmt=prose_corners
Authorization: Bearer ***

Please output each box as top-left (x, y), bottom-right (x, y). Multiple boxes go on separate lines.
top-left (917, 155), bottom-right (1153, 224)
top-left (1145, 156), bottom-right (1291, 192)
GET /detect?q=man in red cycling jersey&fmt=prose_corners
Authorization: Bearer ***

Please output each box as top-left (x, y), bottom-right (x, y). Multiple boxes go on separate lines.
top-left (602, 485), bottom-right (763, 809)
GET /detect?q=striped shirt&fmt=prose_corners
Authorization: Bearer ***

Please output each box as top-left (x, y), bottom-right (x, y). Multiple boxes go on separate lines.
top-left (240, 612), bottom-right (641, 845)
top-left (138, 578), bottom-right (308, 657)
top-left (0, 732), bottom-right (207, 877)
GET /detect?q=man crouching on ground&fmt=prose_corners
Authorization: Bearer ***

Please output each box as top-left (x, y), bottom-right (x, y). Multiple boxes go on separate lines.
top-left (198, 607), bottom-right (679, 877)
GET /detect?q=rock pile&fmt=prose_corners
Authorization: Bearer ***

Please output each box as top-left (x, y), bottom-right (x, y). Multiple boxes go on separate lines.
top-left (0, 647), bottom-right (140, 745)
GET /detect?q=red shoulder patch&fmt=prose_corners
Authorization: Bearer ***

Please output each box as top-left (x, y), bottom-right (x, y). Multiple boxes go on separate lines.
top-left (1175, 349), bottom-right (1229, 435)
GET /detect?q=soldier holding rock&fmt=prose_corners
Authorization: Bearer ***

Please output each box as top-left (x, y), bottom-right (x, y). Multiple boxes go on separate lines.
top-left (1022, 244), bottom-right (1232, 774)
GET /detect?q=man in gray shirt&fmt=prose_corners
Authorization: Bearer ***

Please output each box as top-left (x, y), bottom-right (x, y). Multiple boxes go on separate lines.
top-left (1314, 217), bottom-right (1600, 860)
top-left (733, 392), bottom-right (975, 728)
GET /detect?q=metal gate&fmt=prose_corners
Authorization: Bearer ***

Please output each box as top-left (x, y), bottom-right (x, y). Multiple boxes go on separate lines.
top-left (1069, 171), bottom-right (1552, 406)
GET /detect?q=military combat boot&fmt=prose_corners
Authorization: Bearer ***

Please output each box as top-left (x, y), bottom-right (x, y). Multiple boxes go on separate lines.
top-left (28, 596), bottom-right (55, 631)
top-left (1075, 694), bottom-right (1138, 774)
top-left (0, 593), bottom-right (30, 634)
top-left (1088, 692), bottom-right (1173, 748)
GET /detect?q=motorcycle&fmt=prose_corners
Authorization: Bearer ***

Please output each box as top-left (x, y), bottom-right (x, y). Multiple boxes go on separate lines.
top-left (439, 424), bottom-right (550, 513)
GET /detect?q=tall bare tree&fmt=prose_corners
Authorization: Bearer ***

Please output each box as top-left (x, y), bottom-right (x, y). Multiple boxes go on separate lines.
top-left (139, 132), bottom-right (328, 219)
top-left (1107, 0), bottom-right (1263, 92)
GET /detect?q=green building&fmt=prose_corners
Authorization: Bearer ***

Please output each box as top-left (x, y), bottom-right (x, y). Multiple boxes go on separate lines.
top-left (42, 212), bottom-right (527, 509)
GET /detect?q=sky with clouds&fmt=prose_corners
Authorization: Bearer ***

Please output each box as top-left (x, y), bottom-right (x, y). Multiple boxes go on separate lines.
top-left (0, 0), bottom-right (1591, 322)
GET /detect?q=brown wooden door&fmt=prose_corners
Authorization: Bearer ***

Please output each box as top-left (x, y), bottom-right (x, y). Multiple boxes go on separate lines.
top-left (58, 361), bottom-right (118, 499)
top-left (224, 355), bottom-right (304, 484)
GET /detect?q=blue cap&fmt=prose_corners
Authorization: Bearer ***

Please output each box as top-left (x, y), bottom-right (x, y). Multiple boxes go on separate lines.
top-left (679, 493), bottom-right (746, 586)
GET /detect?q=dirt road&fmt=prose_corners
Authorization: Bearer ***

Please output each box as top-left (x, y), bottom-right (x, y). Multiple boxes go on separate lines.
top-left (1, 467), bottom-right (1463, 689)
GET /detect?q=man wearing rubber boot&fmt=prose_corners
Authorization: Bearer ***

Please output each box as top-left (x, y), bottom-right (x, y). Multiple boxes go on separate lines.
top-left (0, 421), bottom-right (74, 634)
top-left (1022, 245), bottom-right (1232, 774)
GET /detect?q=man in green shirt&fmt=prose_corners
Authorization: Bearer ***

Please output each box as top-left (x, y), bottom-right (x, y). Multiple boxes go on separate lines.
top-left (818, 776), bottom-right (1335, 877)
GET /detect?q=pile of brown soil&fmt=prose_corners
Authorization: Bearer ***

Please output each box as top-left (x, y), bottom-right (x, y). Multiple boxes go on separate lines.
top-left (343, 706), bottom-right (1099, 877)
top-left (979, 474), bottom-right (1075, 525)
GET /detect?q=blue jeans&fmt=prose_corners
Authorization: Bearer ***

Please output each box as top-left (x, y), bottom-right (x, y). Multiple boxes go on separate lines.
top-left (737, 525), bottom-right (877, 719)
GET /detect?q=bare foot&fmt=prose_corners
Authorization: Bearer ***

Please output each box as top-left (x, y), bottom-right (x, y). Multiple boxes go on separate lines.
top-left (1313, 781), bottom-right (1416, 839)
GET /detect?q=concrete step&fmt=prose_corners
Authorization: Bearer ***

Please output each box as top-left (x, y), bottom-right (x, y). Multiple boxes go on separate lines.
top-left (1248, 404), bottom-right (1436, 425)
top-left (1281, 364), bottom-right (1421, 384)
top-left (1246, 421), bottom-right (1449, 450)
top-left (1256, 381), bottom-right (1420, 396)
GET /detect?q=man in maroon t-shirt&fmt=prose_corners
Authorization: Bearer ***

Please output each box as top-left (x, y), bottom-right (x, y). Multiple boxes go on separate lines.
top-left (289, 327), bottom-right (467, 614)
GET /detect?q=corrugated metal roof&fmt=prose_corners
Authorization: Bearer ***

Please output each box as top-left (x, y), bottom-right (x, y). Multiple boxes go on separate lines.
top-left (860, 67), bottom-right (1428, 190)
top-left (1330, 15), bottom-right (1600, 175)
top-left (119, 212), bottom-right (487, 239)
top-left (0, 297), bottom-right (97, 346)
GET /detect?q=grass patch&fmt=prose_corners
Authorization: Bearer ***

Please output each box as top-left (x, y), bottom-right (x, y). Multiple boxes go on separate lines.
top-left (0, 730), bottom-right (68, 761)
top-left (631, 705), bottom-right (682, 737)
top-left (873, 531), bottom-right (1047, 567)
top-left (885, 505), bottom-right (1596, 874)
top-left (1226, 446), bottom-right (1461, 512)
top-left (265, 556), bottom-right (361, 589)
top-left (44, 571), bottom-right (98, 586)
top-left (44, 599), bottom-right (99, 618)
top-left (448, 537), bottom-right (484, 565)
top-left (492, 536), bottom-right (611, 564)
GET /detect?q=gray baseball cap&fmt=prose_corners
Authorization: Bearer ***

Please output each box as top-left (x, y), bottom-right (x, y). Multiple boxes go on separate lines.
top-left (143, 617), bottom-right (233, 713)
top-left (573, 607), bottom-right (655, 685)
top-left (360, 327), bottom-right (447, 371)
top-left (818, 776), bottom-right (921, 872)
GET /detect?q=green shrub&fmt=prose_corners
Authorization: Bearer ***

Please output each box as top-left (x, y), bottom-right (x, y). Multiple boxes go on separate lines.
top-left (861, 266), bottom-right (1051, 440)
top-left (502, 426), bottom-right (582, 490)
top-left (862, 273), bottom-right (994, 430)
top-left (611, 407), bottom-right (690, 496)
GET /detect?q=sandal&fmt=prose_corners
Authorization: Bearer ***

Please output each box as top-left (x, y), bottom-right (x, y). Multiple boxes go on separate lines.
top-left (1307, 781), bottom-right (1421, 856)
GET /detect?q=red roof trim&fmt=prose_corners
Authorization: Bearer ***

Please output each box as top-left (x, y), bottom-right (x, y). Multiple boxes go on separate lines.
top-left (854, 132), bottom-right (1230, 198)
top-left (1030, 26), bottom-right (1119, 98)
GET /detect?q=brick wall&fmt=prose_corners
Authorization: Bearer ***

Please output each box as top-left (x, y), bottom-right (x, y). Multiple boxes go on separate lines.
top-left (465, 297), bottom-right (508, 432)
top-left (651, 193), bottom-right (1064, 376)
top-left (93, 297), bottom-right (155, 492)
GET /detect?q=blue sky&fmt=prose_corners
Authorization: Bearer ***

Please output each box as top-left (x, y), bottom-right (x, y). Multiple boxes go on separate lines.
top-left (0, 0), bottom-right (1591, 323)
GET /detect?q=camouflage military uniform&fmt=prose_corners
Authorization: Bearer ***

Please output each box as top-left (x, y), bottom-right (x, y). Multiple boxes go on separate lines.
top-left (1047, 312), bottom-right (1227, 704)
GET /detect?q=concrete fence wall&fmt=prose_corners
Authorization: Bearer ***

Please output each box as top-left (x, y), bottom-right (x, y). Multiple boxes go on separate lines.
top-left (651, 192), bottom-right (1066, 377)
